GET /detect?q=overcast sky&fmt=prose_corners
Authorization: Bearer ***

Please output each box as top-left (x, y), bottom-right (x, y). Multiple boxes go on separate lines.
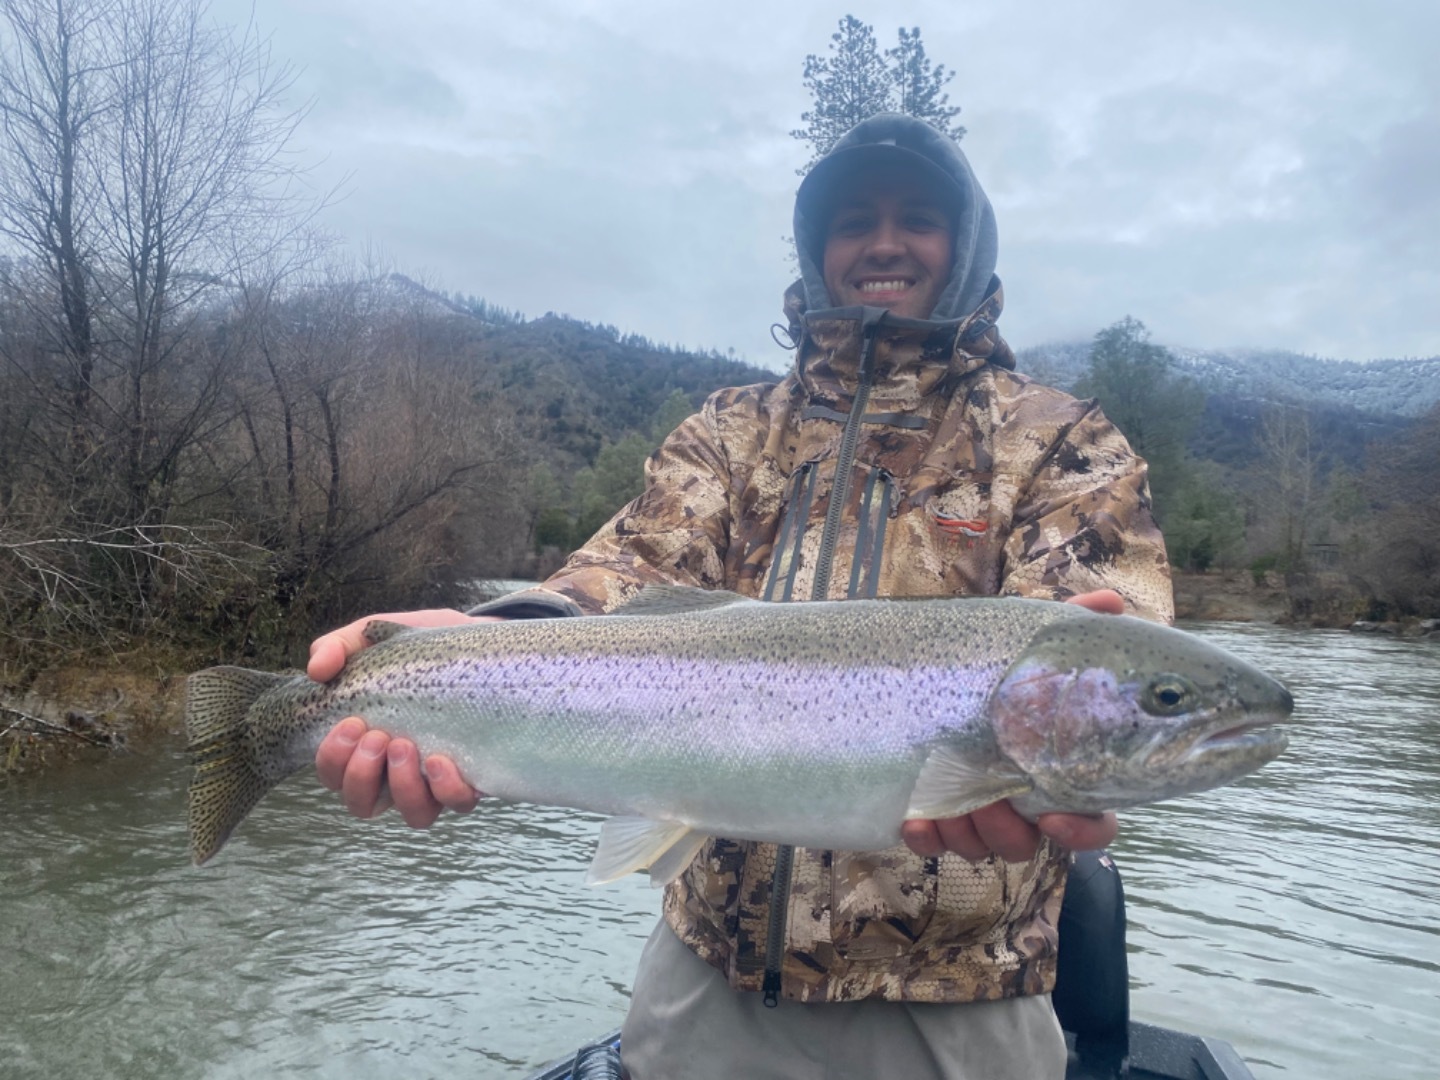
top-left (222, 0), bottom-right (1440, 371)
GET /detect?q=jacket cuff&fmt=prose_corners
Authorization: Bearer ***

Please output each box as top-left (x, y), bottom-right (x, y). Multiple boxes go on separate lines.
top-left (465, 588), bottom-right (583, 620)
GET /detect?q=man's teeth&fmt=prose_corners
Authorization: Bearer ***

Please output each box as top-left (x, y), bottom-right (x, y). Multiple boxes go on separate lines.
top-left (860, 280), bottom-right (910, 293)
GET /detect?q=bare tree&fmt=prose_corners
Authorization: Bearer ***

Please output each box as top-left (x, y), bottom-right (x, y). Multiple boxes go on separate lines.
top-left (209, 262), bottom-right (528, 644)
top-left (0, 0), bottom-right (342, 654)
top-left (0, 0), bottom-right (112, 463)
top-left (85, 0), bottom-right (314, 524)
top-left (1254, 403), bottom-right (1317, 570)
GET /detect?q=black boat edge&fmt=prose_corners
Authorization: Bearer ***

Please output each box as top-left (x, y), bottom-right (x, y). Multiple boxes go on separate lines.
top-left (523, 850), bottom-right (1257, 1080)
top-left (524, 1022), bottom-right (1256, 1080)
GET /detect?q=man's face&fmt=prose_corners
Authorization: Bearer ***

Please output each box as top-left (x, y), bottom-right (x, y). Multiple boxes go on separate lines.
top-left (821, 164), bottom-right (954, 320)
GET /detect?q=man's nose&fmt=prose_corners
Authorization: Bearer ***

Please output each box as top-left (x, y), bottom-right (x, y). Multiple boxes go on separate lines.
top-left (865, 220), bottom-right (905, 259)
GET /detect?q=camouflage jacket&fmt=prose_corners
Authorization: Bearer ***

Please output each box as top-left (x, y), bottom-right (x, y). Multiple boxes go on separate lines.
top-left (498, 281), bottom-right (1173, 1004)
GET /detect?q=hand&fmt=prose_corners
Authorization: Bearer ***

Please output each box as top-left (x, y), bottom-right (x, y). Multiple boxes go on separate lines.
top-left (310, 609), bottom-right (496, 827)
top-left (900, 588), bottom-right (1126, 862)
top-left (901, 806), bottom-right (1118, 863)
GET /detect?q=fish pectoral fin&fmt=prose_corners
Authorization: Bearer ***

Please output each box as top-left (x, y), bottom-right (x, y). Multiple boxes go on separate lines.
top-left (586, 817), bottom-right (703, 887)
top-left (905, 745), bottom-right (1034, 821)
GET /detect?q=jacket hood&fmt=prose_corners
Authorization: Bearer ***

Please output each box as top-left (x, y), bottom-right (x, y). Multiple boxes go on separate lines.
top-left (782, 279), bottom-right (1017, 407)
top-left (793, 113), bottom-right (999, 324)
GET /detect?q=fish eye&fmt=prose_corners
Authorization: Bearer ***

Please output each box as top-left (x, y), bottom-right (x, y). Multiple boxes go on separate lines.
top-left (1142, 675), bottom-right (1197, 716)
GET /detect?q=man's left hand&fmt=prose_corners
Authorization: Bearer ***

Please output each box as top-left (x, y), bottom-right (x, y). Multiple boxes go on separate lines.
top-left (901, 589), bottom-right (1125, 863)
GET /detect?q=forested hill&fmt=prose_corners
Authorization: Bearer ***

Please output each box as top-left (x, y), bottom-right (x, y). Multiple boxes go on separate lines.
top-left (381, 274), bottom-right (778, 466)
top-left (468, 313), bottom-right (778, 468)
top-left (1013, 337), bottom-right (1424, 473)
top-left (1015, 340), bottom-right (1440, 418)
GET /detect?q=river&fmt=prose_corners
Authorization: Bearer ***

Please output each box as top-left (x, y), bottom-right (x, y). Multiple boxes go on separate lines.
top-left (1, 623), bottom-right (1437, 1079)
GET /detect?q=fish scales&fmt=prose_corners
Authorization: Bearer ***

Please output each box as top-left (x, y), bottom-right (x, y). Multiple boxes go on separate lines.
top-left (186, 588), bottom-right (1294, 881)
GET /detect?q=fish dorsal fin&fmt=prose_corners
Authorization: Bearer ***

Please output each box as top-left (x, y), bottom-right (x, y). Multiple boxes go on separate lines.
top-left (586, 816), bottom-right (704, 886)
top-left (905, 744), bottom-right (1034, 821)
top-left (362, 620), bottom-right (420, 646)
top-left (610, 584), bottom-right (752, 617)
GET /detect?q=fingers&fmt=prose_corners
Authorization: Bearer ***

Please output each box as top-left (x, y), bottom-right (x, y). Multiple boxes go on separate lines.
top-left (307, 619), bottom-right (372, 683)
top-left (342, 728), bottom-right (394, 819)
top-left (316, 717), bottom-right (476, 828)
top-left (901, 819), bottom-right (944, 857)
top-left (421, 754), bottom-right (482, 814)
top-left (1038, 811), bottom-right (1118, 851)
top-left (1066, 589), bottom-right (1125, 616)
top-left (386, 739), bottom-right (444, 828)
top-left (968, 802), bottom-right (1043, 862)
top-left (901, 806), bottom-right (1037, 863)
top-left (316, 717), bottom-right (367, 792)
top-left (904, 803), bottom-right (1049, 864)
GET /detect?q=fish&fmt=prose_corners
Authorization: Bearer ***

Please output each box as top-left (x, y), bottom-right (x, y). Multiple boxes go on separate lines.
top-left (185, 586), bottom-right (1294, 884)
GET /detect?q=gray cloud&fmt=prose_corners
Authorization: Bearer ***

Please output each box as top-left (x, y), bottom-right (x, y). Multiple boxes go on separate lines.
top-left (221, 0), bottom-right (1440, 368)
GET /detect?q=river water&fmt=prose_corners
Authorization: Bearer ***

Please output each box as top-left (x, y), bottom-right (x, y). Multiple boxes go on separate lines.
top-left (1, 623), bottom-right (1437, 1079)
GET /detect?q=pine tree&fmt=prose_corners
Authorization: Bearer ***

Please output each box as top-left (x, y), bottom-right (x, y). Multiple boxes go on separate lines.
top-left (792, 17), bottom-right (966, 173)
top-left (886, 27), bottom-right (965, 143)
top-left (790, 16), bottom-right (893, 173)
top-left (1076, 316), bottom-right (1205, 522)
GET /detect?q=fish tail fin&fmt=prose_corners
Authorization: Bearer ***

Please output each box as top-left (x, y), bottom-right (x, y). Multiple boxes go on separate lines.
top-left (185, 666), bottom-right (290, 866)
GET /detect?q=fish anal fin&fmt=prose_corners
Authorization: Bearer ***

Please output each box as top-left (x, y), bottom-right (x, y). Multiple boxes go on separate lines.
top-left (646, 830), bottom-right (709, 888)
top-left (610, 585), bottom-right (751, 617)
top-left (586, 817), bottom-right (702, 886)
top-left (905, 744), bottom-right (1033, 821)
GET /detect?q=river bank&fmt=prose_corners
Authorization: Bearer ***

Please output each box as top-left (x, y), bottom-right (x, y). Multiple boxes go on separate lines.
top-left (1, 657), bottom-right (184, 775)
top-left (1171, 570), bottom-right (1289, 623)
top-left (1173, 568), bottom-right (1440, 635)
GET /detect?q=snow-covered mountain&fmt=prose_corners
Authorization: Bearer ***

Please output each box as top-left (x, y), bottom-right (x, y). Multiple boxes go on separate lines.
top-left (1014, 342), bottom-right (1440, 418)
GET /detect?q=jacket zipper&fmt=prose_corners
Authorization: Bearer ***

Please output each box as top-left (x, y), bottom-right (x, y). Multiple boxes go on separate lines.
top-left (762, 312), bottom-right (883, 1007)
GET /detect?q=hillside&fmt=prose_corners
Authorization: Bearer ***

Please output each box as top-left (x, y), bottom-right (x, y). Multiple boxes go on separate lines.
top-left (384, 274), bottom-right (778, 470)
top-left (470, 314), bottom-right (774, 467)
top-left (1014, 340), bottom-right (1440, 418)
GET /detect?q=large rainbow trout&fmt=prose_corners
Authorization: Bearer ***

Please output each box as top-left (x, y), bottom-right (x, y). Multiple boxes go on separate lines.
top-left (186, 587), bottom-right (1293, 883)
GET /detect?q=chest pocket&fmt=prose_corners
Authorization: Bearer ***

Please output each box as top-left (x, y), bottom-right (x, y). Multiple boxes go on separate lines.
top-left (761, 459), bottom-right (899, 603)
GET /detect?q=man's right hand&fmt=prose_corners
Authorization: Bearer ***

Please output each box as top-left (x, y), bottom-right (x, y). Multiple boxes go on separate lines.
top-left (309, 609), bottom-right (495, 828)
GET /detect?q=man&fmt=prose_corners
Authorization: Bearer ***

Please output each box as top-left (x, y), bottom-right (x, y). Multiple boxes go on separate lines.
top-left (309, 114), bottom-right (1172, 1079)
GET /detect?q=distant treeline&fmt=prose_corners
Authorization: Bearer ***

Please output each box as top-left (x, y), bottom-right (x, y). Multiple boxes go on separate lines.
top-left (0, 0), bottom-right (773, 670)
top-left (1062, 318), bottom-right (1439, 623)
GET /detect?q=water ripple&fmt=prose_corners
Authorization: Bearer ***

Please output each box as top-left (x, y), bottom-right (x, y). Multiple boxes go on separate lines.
top-left (2, 625), bottom-right (1437, 1078)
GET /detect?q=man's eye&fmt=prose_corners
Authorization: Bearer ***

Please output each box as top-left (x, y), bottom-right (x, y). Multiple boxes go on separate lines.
top-left (904, 213), bottom-right (946, 231)
top-left (830, 215), bottom-right (872, 236)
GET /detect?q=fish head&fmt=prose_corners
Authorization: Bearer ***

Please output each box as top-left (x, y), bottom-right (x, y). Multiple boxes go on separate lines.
top-left (989, 613), bottom-right (1294, 813)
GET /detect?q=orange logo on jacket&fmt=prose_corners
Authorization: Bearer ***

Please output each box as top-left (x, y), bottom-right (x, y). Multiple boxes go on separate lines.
top-left (932, 514), bottom-right (988, 538)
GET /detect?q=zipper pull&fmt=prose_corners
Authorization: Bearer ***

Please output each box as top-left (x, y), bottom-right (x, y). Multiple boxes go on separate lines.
top-left (762, 973), bottom-right (781, 1009)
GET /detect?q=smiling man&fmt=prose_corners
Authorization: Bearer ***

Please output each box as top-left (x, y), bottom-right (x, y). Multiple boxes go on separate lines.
top-left (819, 162), bottom-right (955, 318)
top-left (309, 113), bottom-right (1173, 1079)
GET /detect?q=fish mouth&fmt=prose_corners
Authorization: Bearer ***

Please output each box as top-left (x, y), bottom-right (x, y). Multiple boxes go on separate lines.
top-left (1187, 716), bottom-right (1289, 761)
